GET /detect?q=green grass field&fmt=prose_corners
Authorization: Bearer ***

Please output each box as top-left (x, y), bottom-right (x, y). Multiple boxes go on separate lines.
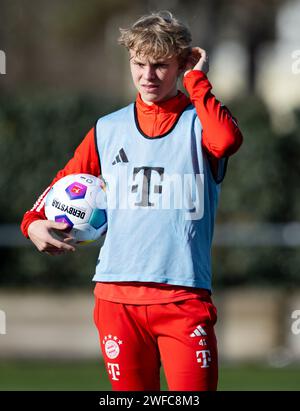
top-left (0, 360), bottom-right (299, 391)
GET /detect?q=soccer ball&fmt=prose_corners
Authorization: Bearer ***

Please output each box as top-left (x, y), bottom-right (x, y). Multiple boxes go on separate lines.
top-left (44, 173), bottom-right (107, 243)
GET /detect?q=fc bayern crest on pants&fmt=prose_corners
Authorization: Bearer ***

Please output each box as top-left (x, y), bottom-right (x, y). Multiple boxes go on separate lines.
top-left (102, 335), bottom-right (123, 359)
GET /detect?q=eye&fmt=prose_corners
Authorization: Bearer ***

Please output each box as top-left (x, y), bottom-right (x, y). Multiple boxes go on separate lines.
top-left (155, 63), bottom-right (168, 68)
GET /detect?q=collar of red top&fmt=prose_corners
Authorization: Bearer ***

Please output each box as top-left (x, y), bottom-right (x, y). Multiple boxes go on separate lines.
top-left (136, 90), bottom-right (190, 114)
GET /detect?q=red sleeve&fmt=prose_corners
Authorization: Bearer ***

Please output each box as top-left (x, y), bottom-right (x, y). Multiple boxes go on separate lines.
top-left (183, 71), bottom-right (243, 159)
top-left (20, 126), bottom-right (101, 238)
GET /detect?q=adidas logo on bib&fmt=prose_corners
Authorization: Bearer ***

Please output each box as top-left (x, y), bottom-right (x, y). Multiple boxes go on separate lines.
top-left (112, 148), bottom-right (129, 165)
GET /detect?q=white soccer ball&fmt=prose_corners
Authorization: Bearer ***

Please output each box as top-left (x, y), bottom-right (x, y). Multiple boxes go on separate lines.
top-left (45, 173), bottom-right (107, 244)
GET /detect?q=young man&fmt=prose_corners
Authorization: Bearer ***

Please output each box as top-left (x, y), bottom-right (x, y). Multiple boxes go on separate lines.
top-left (21, 11), bottom-right (243, 390)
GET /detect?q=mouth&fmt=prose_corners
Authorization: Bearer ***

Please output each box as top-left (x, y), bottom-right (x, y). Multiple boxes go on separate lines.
top-left (141, 84), bottom-right (159, 92)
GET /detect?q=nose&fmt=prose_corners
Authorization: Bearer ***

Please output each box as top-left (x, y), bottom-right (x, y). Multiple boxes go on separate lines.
top-left (143, 65), bottom-right (156, 81)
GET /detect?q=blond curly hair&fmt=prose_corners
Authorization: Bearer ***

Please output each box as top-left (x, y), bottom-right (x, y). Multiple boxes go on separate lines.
top-left (118, 11), bottom-right (192, 67)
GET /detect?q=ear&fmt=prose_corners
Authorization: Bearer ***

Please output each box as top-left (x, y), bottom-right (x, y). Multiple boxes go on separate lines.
top-left (178, 50), bottom-right (192, 74)
top-left (177, 58), bottom-right (187, 75)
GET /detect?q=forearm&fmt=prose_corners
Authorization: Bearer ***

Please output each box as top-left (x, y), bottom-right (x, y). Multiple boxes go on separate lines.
top-left (21, 194), bottom-right (49, 238)
top-left (183, 71), bottom-right (243, 158)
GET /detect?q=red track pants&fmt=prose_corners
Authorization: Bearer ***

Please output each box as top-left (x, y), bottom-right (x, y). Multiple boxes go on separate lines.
top-left (93, 297), bottom-right (218, 391)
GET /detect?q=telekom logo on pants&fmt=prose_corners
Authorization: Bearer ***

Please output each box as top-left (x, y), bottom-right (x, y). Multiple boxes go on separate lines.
top-left (196, 350), bottom-right (211, 368)
top-left (107, 363), bottom-right (120, 381)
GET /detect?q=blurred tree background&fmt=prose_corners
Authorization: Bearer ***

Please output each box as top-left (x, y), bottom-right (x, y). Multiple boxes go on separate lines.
top-left (0, 0), bottom-right (299, 290)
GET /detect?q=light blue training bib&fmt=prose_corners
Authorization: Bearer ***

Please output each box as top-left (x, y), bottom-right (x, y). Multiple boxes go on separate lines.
top-left (92, 103), bottom-right (222, 290)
